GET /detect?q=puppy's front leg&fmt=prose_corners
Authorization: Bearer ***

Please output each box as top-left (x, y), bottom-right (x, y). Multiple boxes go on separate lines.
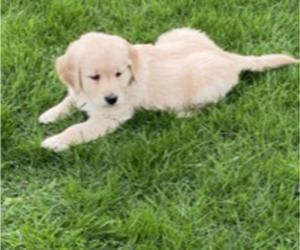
top-left (39, 95), bottom-right (73, 124)
top-left (41, 118), bottom-right (122, 151)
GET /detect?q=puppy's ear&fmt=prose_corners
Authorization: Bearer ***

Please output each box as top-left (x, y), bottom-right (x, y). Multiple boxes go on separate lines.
top-left (127, 45), bottom-right (139, 83)
top-left (56, 54), bottom-right (80, 93)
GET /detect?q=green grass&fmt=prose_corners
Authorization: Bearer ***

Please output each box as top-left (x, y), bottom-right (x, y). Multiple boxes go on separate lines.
top-left (1, 0), bottom-right (299, 249)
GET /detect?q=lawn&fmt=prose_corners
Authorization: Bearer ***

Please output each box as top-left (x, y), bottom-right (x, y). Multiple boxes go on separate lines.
top-left (1, 0), bottom-right (299, 249)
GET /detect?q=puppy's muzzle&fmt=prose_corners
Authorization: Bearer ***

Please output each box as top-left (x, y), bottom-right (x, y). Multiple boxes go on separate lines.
top-left (105, 94), bottom-right (118, 105)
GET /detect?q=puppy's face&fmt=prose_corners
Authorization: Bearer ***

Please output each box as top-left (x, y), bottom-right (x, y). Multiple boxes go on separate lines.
top-left (56, 33), bottom-right (138, 107)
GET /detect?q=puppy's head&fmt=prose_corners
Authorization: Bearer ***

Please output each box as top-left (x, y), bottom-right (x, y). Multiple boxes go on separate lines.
top-left (56, 32), bottom-right (139, 107)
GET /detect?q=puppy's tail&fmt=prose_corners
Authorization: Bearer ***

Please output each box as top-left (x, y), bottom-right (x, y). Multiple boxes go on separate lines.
top-left (232, 53), bottom-right (299, 72)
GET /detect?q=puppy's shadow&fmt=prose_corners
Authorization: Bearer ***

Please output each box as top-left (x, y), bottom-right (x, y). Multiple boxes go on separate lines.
top-left (224, 70), bottom-right (266, 103)
top-left (240, 70), bottom-right (266, 85)
top-left (122, 109), bottom-right (176, 134)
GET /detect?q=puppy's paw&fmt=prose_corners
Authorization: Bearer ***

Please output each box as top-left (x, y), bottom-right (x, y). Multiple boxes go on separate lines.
top-left (42, 135), bottom-right (70, 152)
top-left (38, 110), bottom-right (59, 124)
top-left (176, 110), bottom-right (193, 118)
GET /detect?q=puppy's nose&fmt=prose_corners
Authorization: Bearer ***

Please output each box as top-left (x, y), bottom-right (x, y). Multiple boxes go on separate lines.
top-left (105, 94), bottom-right (118, 105)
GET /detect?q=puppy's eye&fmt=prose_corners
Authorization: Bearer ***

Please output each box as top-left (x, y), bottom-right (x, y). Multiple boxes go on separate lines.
top-left (115, 72), bottom-right (122, 77)
top-left (89, 75), bottom-right (100, 80)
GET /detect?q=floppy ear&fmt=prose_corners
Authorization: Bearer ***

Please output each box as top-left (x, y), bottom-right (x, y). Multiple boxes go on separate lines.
top-left (127, 45), bottom-right (140, 83)
top-left (56, 54), bottom-right (80, 93)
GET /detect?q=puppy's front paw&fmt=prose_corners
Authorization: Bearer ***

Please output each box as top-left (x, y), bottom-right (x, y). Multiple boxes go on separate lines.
top-left (39, 110), bottom-right (59, 124)
top-left (42, 135), bottom-right (70, 152)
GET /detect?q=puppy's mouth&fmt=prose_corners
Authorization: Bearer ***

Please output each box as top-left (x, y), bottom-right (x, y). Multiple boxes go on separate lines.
top-left (105, 103), bottom-right (118, 108)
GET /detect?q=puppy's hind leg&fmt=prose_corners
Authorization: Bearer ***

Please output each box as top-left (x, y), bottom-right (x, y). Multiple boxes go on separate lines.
top-left (39, 95), bottom-right (73, 124)
top-left (176, 110), bottom-right (193, 118)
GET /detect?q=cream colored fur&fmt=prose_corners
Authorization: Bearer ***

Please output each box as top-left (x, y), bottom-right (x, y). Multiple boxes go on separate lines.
top-left (39, 28), bottom-right (298, 151)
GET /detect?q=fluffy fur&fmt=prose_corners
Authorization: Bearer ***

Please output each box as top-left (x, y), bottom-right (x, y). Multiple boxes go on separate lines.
top-left (39, 28), bottom-right (298, 151)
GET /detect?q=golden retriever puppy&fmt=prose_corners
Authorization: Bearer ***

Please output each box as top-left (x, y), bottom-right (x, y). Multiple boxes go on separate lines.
top-left (39, 28), bottom-right (298, 151)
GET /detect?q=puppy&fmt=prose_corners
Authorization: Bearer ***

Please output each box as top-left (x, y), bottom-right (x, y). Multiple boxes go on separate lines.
top-left (39, 28), bottom-right (298, 151)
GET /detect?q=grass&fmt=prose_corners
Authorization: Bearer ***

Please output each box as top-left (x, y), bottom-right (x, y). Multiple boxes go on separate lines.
top-left (1, 0), bottom-right (299, 249)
